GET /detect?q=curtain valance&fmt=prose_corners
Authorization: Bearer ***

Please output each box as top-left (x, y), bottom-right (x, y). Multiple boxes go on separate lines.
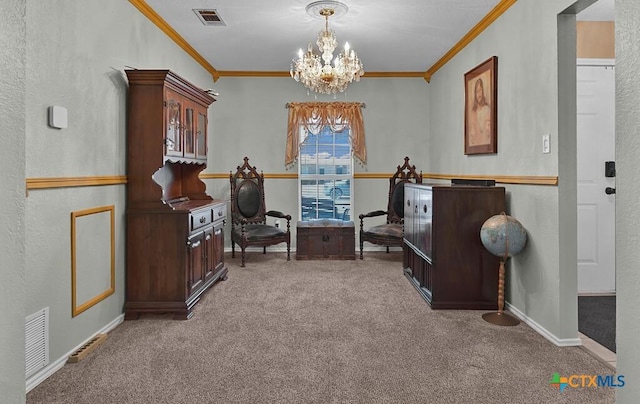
top-left (285, 102), bottom-right (366, 167)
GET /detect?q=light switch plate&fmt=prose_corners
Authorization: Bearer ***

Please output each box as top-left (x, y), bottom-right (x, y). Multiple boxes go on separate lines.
top-left (48, 106), bottom-right (68, 129)
top-left (542, 134), bottom-right (550, 154)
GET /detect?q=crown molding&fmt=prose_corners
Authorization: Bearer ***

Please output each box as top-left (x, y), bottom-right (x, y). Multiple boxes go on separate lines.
top-left (130, 0), bottom-right (516, 85)
top-left (424, 0), bottom-right (517, 82)
top-left (215, 71), bottom-right (425, 79)
top-left (128, 0), bottom-right (219, 82)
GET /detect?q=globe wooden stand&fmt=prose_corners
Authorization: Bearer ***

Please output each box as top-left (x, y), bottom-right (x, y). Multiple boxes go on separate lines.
top-left (482, 259), bottom-right (520, 326)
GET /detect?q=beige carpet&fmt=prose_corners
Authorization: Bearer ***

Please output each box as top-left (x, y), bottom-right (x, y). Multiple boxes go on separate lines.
top-left (27, 252), bottom-right (615, 404)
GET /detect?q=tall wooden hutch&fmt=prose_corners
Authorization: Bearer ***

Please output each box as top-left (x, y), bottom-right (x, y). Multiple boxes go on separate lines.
top-left (124, 69), bottom-right (227, 320)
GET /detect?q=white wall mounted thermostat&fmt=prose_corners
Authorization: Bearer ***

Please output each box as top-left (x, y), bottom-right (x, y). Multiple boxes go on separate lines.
top-left (48, 106), bottom-right (68, 129)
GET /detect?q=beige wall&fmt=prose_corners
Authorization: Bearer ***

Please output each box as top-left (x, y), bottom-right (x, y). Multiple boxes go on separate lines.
top-left (577, 21), bottom-right (614, 58)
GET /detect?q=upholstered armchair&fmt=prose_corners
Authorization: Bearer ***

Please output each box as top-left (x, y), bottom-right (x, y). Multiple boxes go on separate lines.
top-left (359, 156), bottom-right (422, 259)
top-left (229, 157), bottom-right (291, 267)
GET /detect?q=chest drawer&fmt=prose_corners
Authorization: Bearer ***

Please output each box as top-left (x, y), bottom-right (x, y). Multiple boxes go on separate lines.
top-left (212, 204), bottom-right (226, 223)
top-left (190, 209), bottom-right (212, 231)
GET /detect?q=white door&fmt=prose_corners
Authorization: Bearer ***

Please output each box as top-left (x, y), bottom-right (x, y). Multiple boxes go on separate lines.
top-left (577, 61), bottom-right (616, 293)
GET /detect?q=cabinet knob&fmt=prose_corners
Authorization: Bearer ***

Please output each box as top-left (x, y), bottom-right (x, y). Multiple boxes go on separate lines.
top-left (200, 216), bottom-right (206, 224)
top-left (423, 205), bottom-right (428, 213)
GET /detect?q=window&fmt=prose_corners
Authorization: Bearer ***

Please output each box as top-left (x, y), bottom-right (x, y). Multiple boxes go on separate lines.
top-left (286, 101), bottom-right (365, 222)
top-left (299, 125), bottom-right (352, 221)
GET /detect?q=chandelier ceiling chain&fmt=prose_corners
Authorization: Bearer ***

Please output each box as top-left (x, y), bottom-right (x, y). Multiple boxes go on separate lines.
top-left (290, 1), bottom-right (364, 95)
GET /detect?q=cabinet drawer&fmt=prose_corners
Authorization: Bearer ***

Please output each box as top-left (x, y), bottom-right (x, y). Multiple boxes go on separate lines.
top-left (190, 209), bottom-right (212, 231)
top-left (212, 204), bottom-right (226, 222)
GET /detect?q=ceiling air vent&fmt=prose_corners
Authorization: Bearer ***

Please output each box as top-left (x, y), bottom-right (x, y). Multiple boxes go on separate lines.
top-left (193, 9), bottom-right (226, 26)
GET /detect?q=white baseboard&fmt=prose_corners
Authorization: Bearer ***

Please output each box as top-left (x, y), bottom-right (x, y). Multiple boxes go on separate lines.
top-left (578, 292), bottom-right (616, 296)
top-left (26, 314), bottom-right (125, 393)
top-left (505, 302), bottom-right (581, 347)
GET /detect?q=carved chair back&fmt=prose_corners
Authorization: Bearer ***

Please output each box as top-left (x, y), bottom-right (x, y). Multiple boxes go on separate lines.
top-left (230, 157), bottom-right (268, 225)
top-left (386, 156), bottom-right (423, 224)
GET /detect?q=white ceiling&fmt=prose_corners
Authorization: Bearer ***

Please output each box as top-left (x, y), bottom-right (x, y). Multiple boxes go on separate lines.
top-left (143, 0), bottom-right (614, 74)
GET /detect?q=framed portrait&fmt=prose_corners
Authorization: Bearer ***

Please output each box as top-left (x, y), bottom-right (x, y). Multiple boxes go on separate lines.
top-left (464, 56), bottom-right (498, 155)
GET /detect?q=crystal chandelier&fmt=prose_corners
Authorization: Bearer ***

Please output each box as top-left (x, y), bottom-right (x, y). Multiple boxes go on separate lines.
top-left (290, 1), bottom-right (364, 95)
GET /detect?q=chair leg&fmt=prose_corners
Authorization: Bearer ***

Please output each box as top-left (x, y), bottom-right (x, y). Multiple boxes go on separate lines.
top-left (241, 247), bottom-right (246, 267)
top-left (231, 242), bottom-right (235, 258)
top-left (360, 239), bottom-right (364, 259)
top-left (386, 246), bottom-right (389, 253)
top-left (263, 246), bottom-right (266, 255)
top-left (286, 241), bottom-right (290, 261)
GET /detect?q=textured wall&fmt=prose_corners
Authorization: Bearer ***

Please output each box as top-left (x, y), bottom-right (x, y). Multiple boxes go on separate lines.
top-left (0, 0), bottom-right (27, 402)
top-left (18, 0), bottom-right (639, 398)
top-left (426, 0), bottom-right (580, 340)
top-left (23, 0), bottom-right (214, 381)
top-left (615, 0), bottom-right (640, 401)
top-left (206, 76), bottom-right (430, 243)
top-left (23, 0), bottom-right (429, 383)
top-left (208, 77), bottom-right (429, 173)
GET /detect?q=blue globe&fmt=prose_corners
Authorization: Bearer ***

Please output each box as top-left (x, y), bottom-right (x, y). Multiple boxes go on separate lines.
top-left (480, 214), bottom-right (527, 259)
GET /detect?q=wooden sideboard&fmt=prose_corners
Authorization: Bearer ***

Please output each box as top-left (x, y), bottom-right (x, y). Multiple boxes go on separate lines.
top-left (124, 70), bottom-right (227, 320)
top-left (403, 183), bottom-right (505, 309)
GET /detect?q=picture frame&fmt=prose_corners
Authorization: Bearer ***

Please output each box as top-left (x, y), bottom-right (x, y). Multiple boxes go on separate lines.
top-left (464, 56), bottom-right (498, 155)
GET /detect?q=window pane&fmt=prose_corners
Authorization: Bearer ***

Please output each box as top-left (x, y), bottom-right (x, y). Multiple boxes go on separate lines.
top-left (335, 131), bottom-right (349, 145)
top-left (318, 129), bottom-right (333, 144)
top-left (317, 149), bottom-right (334, 174)
top-left (334, 146), bottom-right (351, 175)
top-left (300, 179), bottom-right (320, 221)
top-left (300, 142), bottom-right (317, 156)
top-left (299, 124), bottom-right (352, 222)
top-left (299, 157), bottom-right (316, 175)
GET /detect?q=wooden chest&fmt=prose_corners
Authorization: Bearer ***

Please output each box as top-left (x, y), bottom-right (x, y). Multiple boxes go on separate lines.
top-left (296, 219), bottom-right (355, 260)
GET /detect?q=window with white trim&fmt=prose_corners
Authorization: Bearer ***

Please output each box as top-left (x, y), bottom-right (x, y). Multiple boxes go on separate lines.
top-left (299, 125), bottom-right (353, 221)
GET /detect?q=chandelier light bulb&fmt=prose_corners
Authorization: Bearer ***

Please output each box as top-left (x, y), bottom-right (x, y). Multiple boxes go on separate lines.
top-left (290, 1), bottom-right (364, 95)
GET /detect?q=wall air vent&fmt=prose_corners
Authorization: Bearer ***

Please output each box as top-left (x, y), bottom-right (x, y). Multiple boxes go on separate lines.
top-left (193, 9), bottom-right (226, 26)
top-left (25, 307), bottom-right (49, 379)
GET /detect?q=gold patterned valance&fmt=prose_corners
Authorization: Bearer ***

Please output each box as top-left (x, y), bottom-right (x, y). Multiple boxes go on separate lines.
top-left (285, 102), bottom-right (366, 167)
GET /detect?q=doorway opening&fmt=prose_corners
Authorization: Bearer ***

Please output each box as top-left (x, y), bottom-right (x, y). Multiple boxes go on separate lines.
top-left (575, 0), bottom-right (616, 358)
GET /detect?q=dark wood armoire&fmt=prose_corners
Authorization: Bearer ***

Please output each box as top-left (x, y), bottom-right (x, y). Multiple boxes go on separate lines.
top-left (124, 69), bottom-right (227, 320)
